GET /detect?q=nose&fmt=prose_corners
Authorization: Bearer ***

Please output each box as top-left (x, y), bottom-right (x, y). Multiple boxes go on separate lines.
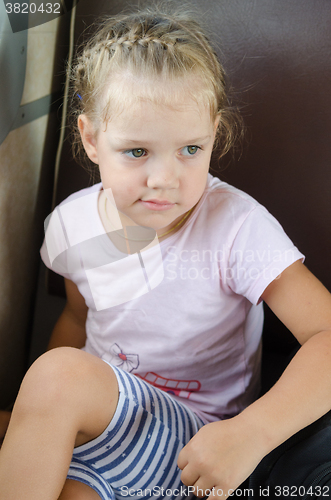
top-left (146, 157), bottom-right (180, 190)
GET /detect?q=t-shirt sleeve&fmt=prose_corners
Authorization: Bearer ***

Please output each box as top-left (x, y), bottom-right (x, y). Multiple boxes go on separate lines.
top-left (226, 206), bottom-right (305, 305)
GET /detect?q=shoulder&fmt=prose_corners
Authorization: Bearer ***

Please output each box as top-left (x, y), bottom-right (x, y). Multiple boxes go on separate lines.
top-left (180, 174), bottom-right (273, 255)
top-left (196, 174), bottom-right (302, 260)
top-left (202, 174), bottom-right (294, 242)
top-left (197, 174), bottom-right (264, 230)
top-left (58, 183), bottom-right (102, 212)
top-left (41, 183), bottom-right (103, 271)
top-left (45, 182), bottom-right (103, 242)
top-left (52, 183), bottom-right (103, 243)
top-left (54, 183), bottom-right (102, 232)
top-left (205, 174), bottom-right (260, 211)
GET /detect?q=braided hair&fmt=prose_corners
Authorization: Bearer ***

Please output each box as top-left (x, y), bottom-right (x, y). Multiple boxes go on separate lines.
top-left (69, 3), bottom-right (241, 168)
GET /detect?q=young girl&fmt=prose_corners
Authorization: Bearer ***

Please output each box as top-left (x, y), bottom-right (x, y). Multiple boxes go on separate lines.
top-left (1, 4), bottom-right (331, 499)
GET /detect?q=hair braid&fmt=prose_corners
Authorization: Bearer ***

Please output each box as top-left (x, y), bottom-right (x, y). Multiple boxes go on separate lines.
top-left (69, 3), bottom-right (242, 171)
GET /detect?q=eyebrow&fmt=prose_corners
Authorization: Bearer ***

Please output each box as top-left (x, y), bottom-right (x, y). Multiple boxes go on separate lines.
top-left (113, 135), bottom-right (211, 146)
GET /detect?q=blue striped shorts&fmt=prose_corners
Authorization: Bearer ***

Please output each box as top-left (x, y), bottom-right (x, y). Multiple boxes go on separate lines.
top-left (67, 363), bottom-right (205, 499)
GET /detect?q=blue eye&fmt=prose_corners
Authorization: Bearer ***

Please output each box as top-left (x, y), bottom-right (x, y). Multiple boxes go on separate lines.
top-left (124, 149), bottom-right (146, 158)
top-left (182, 146), bottom-right (200, 156)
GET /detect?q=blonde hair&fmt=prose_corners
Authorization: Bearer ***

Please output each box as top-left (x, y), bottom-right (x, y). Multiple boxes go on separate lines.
top-left (69, 2), bottom-right (242, 169)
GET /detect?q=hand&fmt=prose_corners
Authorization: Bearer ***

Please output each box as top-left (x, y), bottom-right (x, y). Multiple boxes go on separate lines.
top-left (177, 416), bottom-right (266, 498)
top-left (0, 410), bottom-right (11, 447)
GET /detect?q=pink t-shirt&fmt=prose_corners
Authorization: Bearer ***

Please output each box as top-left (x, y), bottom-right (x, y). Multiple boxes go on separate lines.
top-left (40, 174), bottom-right (304, 423)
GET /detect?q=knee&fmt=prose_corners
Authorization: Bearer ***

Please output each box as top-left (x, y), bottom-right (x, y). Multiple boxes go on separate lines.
top-left (14, 348), bottom-right (116, 417)
top-left (11, 348), bottom-right (118, 441)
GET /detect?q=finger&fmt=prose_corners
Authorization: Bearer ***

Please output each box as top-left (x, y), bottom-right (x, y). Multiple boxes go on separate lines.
top-left (207, 485), bottom-right (235, 499)
top-left (177, 446), bottom-right (189, 470)
top-left (192, 480), bottom-right (217, 499)
top-left (179, 466), bottom-right (200, 488)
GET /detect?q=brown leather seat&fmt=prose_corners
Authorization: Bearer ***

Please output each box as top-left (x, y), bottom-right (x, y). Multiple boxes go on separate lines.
top-left (45, 0), bottom-right (331, 390)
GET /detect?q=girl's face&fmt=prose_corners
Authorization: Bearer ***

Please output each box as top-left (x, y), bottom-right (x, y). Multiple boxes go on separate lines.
top-left (79, 77), bottom-right (219, 238)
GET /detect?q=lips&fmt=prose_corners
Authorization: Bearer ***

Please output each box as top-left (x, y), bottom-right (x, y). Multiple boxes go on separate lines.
top-left (143, 199), bottom-right (173, 205)
top-left (139, 199), bottom-right (175, 211)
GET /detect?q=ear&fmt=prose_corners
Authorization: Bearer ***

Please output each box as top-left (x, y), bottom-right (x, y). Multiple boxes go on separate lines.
top-left (78, 115), bottom-right (99, 164)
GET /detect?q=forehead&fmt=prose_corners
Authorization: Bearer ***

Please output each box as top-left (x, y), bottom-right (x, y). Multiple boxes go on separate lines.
top-left (102, 90), bottom-right (213, 146)
top-left (101, 71), bottom-right (215, 124)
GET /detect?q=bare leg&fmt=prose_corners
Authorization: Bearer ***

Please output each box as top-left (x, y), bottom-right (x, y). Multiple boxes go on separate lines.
top-left (0, 347), bottom-right (118, 500)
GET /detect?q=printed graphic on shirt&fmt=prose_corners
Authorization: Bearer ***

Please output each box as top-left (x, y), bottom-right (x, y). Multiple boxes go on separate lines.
top-left (103, 343), bottom-right (140, 372)
top-left (43, 188), bottom-right (164, 311)
top-left (136, 372), bottom-right (201, 399)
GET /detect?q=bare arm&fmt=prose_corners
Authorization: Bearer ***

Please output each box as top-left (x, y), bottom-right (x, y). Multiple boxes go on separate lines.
top-left (178, 261), bottom-right (331, 497)
top-left (47, 278), bottom-right (88, 350)
top-left (241, 260), bottom-right (331, 447)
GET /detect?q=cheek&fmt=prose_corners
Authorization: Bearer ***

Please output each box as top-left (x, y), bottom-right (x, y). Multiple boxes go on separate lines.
top-left (186, 169), bottom-right (208, 197)
top-left (99, 167), bottom-right (124, 191)
top-left (108, 183), bottom-right (138, 210)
